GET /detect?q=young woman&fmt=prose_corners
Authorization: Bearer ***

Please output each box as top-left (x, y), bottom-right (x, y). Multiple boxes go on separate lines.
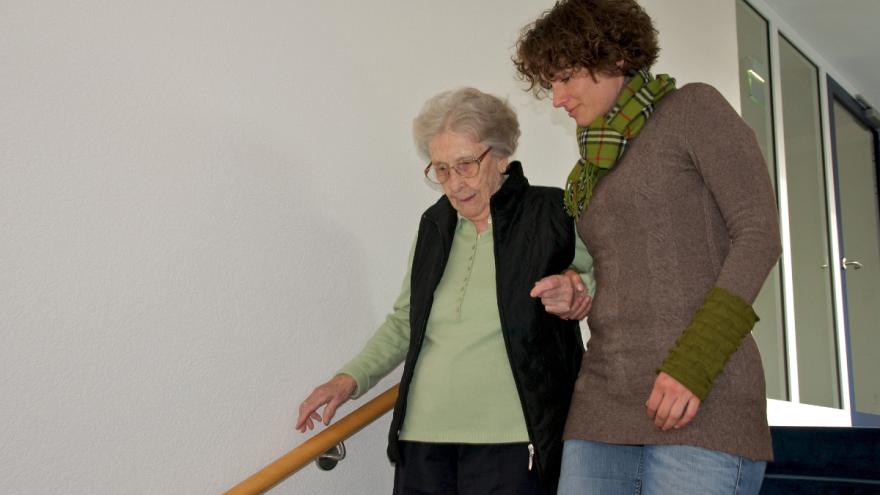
top-left (514, 1), bottom-right (781, 493)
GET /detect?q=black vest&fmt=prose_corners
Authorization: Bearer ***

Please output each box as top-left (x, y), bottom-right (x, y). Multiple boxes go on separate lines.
top-left (386, 162), bottom-right (584, 492)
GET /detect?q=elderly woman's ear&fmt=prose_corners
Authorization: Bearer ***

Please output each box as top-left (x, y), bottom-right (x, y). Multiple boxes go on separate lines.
top-left (497, 156), bottom-right (510, 174)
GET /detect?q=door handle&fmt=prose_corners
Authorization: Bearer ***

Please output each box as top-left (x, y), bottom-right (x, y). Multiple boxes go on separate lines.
top-left (842, 257), bottom-right (863, 270)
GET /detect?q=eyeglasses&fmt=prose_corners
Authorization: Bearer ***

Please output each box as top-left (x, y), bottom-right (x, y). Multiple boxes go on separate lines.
top-left (424, 147), bottom-right (492, 184)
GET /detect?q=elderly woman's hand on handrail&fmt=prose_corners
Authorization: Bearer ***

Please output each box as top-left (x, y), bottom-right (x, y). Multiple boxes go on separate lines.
top-left (296, 374), bottom-right (357, 433)
top-left (530, 269), bottom-right (592, 321)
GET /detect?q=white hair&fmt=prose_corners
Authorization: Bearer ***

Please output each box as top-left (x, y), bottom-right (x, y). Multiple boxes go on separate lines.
top-left (412, 87), bottom-right (520, 161)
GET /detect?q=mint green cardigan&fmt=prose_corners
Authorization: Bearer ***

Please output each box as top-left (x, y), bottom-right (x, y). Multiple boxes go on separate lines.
top-left (338, 218), bottom-right (594, 443)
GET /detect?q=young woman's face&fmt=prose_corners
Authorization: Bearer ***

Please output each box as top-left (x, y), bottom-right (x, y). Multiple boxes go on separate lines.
top-left (549, 68), bottom-right (626, 127)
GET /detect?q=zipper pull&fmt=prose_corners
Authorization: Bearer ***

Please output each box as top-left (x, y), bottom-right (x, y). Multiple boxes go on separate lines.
top-left (528, 443), bottom-right (534, 471)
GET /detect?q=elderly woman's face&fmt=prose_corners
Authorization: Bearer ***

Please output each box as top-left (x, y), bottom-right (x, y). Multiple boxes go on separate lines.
top-left (429, 131), bottom-right (507, 229)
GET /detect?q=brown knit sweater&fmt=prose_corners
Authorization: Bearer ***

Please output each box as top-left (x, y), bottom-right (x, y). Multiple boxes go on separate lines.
top-left (566, 83), bottom-right (781, 461)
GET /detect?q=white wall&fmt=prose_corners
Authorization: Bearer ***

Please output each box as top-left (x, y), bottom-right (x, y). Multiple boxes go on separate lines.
top-left (0, 1), bottom-right (739, 493)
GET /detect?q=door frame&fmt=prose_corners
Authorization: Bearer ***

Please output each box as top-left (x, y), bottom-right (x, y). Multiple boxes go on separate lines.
top-left (826, 75), bottom-right (880, 427)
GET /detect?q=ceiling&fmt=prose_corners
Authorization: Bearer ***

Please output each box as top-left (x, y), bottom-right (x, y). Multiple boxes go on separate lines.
top-left (761, 0), bottom-right (880, 111)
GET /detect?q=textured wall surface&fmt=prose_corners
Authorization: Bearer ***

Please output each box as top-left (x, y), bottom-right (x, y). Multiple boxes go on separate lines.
top-left (0, 1), bottom-right (739, 493)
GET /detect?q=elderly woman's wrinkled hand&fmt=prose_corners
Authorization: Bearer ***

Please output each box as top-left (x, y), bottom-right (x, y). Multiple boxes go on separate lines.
top-left (296, 374), bottom-right (357, 433)
top-left (530, 270), bottom-right (592, 320)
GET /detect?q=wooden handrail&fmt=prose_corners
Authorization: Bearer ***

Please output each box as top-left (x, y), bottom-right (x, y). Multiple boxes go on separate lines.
top-left (225, 384), bottom-right (400, 495)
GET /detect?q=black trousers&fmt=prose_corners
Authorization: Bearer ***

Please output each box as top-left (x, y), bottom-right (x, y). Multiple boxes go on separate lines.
top-left (392, 441), bottom-right (547, 495)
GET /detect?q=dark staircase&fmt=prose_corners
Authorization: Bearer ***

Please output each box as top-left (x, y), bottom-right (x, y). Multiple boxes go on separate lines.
top-left (761, 427), bottom-right (880, 494)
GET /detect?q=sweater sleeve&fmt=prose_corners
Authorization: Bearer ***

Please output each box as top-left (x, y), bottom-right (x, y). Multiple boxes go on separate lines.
top-left (683, 83), bottom-right (782, 303)
top-left (658, 84), bottom-right (781, 399)
top-left (336, 239), bottom-right (415, 399)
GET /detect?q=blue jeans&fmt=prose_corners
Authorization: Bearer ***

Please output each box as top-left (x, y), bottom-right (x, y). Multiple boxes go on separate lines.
top-left (557, 439), bottom-right (766, 495)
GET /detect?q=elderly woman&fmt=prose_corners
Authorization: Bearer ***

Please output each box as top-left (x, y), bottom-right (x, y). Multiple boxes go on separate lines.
top-left (513, 1), bottom-right (782, 494)
top-left (296, 87), bottom-right (594, 495)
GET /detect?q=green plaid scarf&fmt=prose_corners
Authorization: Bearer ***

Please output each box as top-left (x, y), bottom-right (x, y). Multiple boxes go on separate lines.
top-left (563, 70), bottom-right (676, 217)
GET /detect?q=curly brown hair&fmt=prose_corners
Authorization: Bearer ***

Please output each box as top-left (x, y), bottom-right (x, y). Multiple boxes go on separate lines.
top-left (513, 0), bottom-right (659, 97)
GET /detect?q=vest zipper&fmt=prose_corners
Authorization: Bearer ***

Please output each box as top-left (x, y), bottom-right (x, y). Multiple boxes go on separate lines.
top-left (490, 207), bottom-right (540, 477)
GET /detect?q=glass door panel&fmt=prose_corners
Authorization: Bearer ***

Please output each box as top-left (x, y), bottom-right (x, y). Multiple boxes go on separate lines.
top-left (735, 0), bottom-right (787, 401)
top-left (778, 37), bottom-right (840, 408)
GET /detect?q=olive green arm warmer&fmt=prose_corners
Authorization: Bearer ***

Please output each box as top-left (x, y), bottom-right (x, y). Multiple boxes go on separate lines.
top-left (658, 287), bottom-right (759, 400)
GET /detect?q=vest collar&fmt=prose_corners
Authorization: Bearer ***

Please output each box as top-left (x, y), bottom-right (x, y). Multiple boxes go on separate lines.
top-left (490, 161), bottom-right (528, 242)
